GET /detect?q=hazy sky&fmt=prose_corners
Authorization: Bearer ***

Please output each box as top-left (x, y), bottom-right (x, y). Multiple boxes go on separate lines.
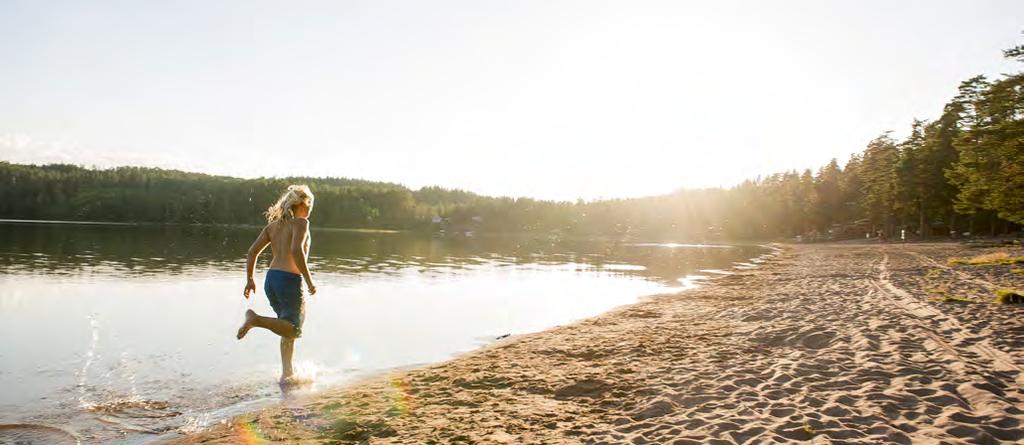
top-left (1, 1), bottom-right (1021, 200)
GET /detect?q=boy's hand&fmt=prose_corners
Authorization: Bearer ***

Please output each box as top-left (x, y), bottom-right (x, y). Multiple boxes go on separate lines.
top-left (307, 282), bottom-right (317, 295)
top-left (243, 278), bottom-right (256, 299)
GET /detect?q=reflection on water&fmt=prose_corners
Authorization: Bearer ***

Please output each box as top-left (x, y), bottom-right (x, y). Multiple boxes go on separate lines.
top-left (0, 223), bottom-right (756, 285)
top-left (0, 222), bottom-right (769, 443)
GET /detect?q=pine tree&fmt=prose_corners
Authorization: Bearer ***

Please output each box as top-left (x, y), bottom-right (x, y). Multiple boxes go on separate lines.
top-left (860, 134), bottom-right (900, 236)
top-left (949, 46), bottom-right (1024, 224)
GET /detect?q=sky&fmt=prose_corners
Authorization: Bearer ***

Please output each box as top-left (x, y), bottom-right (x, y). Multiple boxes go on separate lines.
top-left (1, 1), bottom-right (1022, 201)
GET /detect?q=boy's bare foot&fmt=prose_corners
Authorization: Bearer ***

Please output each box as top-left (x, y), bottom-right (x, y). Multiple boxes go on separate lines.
top-left (279, 374), bottom-right (311, 390)
top-left (236, 309), bottom-right (257, 339)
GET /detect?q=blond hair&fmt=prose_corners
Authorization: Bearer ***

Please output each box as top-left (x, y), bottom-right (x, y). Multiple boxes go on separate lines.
top-left (265, 185), bottom-right (314, 223)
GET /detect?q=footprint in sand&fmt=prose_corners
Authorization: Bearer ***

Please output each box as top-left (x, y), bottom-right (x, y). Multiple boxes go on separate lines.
top-left (629, 399), bottom-right (676, 421)
top-left (553, 379), bottom-right (612, 400)
top-left (0, 424), bottom-right (79, 445)
top-left (801, 331), bottom-right (836, 349)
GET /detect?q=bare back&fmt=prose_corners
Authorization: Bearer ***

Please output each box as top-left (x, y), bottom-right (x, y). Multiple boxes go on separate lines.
top-left (265, 218), bottom-right (311, 274)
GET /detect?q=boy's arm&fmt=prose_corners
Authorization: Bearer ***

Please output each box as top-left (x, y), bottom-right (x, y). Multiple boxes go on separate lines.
top-left (244, 226), bottom-right (270, 298)
top-left (291, 219), bottom-right (316, 294)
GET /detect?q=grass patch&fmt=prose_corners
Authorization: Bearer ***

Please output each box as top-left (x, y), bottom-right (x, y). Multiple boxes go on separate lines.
top-left (928, 289), bottom-right (972, 303)
top-left (948, 251), bottom-right (1024, 266)
top-left (325, 418), bottom-right (397, 442)
top-left (1011, 269), bottom-right (1024, 275)
top-left (802, 423), bottom-right (817, 436)
top-left (995, 289), bottom-right (1024, 304)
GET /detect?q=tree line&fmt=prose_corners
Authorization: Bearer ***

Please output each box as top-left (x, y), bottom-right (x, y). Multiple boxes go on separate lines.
top-left (1, 43), bottom-right (1021, 241)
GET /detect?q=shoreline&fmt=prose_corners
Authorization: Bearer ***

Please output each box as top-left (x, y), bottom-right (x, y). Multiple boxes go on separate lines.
top-left (170, 242), bottom-right (1024, 444)
top-left (154, 248), bottom-right (777, 443)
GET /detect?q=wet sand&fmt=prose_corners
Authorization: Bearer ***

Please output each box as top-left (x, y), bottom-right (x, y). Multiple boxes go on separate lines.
top-left (172, 243), bottom-right (1024, 444)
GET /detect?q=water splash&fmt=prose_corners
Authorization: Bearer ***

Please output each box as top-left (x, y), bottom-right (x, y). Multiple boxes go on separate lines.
top-left (76, 314), bottom-right (100, 407)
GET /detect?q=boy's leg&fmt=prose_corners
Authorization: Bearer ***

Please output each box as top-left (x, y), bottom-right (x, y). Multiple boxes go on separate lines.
top-left (237, 309), bottom-right (296, 339)
top-left (280, 337), bottom-right (295, 380)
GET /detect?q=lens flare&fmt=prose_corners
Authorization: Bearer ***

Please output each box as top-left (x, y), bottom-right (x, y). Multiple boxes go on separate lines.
top-left (389, 376), bottom-right (414, 416)
top-left (235, 419), bottom-right (267, 445)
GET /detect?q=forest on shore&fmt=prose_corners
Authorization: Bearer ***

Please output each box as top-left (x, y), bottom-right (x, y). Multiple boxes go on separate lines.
top-left (2, 44), bottom-right (1022, 241)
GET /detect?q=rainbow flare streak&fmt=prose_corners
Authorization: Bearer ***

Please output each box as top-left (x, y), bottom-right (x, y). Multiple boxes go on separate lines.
top-left (389, 376), bottom-right (414, 416)
top-left (235, 419), bottom-right (268, 445)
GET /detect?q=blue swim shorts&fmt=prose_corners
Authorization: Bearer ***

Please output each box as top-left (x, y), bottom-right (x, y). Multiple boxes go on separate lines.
top-left (264, 269), bottom-right (305, 338)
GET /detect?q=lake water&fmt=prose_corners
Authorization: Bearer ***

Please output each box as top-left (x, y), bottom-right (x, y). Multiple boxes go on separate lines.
top-left (0, 222), bottom-right (769, 444)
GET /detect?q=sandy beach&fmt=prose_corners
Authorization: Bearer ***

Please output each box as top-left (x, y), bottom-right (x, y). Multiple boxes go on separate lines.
top-left (173, 243), bottom-right (1024, 444)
